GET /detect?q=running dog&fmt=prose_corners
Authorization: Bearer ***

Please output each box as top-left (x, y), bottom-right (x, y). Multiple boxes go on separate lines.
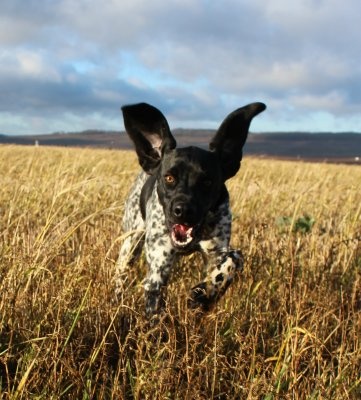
top-left (116, 102), bottom-right (266, 317)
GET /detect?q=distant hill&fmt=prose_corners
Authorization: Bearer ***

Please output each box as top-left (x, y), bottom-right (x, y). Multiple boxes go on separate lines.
top-left (1, 130), bottom-right (360, 164)
top-left (245, 132), bottom-right (361, 163)
top-left (0, 130), bottom-right (131, 149)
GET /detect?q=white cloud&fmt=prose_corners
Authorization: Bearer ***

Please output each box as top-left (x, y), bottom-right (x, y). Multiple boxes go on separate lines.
top-left (16, 51), bottom-right (61, 82)
top-left (290, 91), bottom-right (347, 112)
top-left (0, 0), bottom-right (361, 134)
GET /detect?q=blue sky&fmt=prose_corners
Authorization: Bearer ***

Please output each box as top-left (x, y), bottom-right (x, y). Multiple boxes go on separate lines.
top-left (1, 0), bottom-right (361, 135)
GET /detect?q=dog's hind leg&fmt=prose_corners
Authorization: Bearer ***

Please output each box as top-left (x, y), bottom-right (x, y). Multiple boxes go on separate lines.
top-left (115, 229), bottom-right (145, 295)
top-left (115, 172), bottom-right (148, 296)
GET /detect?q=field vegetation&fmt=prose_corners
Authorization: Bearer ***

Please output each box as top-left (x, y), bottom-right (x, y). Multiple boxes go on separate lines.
top-left (0, 145), bottom-right (360, 399)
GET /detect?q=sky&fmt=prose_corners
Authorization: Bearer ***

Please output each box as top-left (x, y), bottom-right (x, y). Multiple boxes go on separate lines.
top-left (1, 0), bottom-right (361, 135)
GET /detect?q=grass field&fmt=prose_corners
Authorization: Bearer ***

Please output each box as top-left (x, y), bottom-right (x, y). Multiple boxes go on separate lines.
top-left (0, 144), bottom-right (360, 399)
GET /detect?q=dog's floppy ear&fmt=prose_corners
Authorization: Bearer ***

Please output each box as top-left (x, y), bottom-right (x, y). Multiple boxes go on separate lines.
top-left (209, 102), bottom-right (266, 180)
top-left (121, 103), bottom-right (177, 173)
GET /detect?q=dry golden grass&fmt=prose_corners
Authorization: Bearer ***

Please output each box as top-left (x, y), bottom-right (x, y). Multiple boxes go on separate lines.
top-left (0, 144), bottom-right (360, 399)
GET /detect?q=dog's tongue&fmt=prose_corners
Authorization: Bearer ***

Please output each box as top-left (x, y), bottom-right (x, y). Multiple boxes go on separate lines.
top-left (172, 224), bottom-right (193, 243)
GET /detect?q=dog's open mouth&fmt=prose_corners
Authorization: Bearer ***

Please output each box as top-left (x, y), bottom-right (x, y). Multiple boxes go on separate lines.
top-left (171, 224), bottom-right (194, 247)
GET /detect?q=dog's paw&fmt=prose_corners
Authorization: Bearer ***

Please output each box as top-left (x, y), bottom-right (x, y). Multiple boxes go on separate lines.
top-left (188, 283), bottom-right (215, 312)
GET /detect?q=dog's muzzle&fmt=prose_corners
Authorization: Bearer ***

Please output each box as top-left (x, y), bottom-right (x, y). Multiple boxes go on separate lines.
top-left (171, 224), bottom-right (194, 247)
top-left (168, 199), bottom-right (201, 248)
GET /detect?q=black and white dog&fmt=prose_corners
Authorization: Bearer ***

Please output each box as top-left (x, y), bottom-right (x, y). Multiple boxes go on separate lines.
top-left (116, 102), bottom-right (266, 317)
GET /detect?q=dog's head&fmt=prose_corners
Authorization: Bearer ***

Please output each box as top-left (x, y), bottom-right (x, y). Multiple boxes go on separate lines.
top-left (122, 102), bottom-right (266, 250)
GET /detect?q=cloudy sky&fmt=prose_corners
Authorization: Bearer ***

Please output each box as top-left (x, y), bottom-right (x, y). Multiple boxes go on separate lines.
top-left (1, 0), bottom-right (361, 135)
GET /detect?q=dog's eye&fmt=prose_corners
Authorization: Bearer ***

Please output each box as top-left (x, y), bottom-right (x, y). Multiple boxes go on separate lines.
top-left (165, 174), bottom-right (176, 185)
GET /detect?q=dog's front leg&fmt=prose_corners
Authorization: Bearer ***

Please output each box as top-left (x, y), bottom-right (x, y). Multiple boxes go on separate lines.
top-left (188, 202), bottom-right (243, 310)
top-left (143, 234), bottom-right (176, 318)
top-left (189, 245), bottom-right (244, 311)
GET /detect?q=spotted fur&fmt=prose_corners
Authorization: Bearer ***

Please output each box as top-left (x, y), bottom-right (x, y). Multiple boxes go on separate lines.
top-left (115, 102), bottom-right (266, 317)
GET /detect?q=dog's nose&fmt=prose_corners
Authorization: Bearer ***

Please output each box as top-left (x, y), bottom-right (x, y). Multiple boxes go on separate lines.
top-left (173, 203), bottom-right (184, 218)
top-left (172, 202), bottom-right (196, 222)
